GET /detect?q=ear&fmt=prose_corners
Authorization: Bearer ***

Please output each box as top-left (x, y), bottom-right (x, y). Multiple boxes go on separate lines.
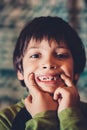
top-left (17, 70), bottom-right (24, 80)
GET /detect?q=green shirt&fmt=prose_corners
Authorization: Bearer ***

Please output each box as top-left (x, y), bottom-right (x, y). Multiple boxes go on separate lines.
top-left (0, 100), bottom-right (87, 130)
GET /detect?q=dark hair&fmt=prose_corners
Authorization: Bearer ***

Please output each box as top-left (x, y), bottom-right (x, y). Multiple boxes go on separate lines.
top-left (13, 16), bottom-right (86, 87)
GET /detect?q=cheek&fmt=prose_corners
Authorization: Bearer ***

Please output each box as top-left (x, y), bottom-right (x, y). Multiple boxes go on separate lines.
top-left (23, 62), bottom-right (34, 74)
top-left (23, 67), bottom-right (32, 80)
top-left (61, 63), bottom-right (74, 79)
top-left (23, 62), bottom-right (37, 81)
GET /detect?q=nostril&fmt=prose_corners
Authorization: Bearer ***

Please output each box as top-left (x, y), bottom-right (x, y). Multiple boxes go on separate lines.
top-left (43, 66), bottom-right (47, 69)
top-left (42, 65), bottom-right (57, 69)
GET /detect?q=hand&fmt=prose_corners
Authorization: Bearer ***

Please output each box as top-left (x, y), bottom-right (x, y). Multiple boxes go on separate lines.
top-left (24, 73), bottom-right (58, 117)
top-left (53, 74), bottom-right (80, 113)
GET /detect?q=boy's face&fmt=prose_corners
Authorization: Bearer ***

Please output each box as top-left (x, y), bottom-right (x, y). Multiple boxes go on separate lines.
top-left (18, 38), bottom-right (78, 94)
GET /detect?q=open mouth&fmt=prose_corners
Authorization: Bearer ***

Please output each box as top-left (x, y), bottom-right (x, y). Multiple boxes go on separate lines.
top-left (37, 74), bottom-right (60, 82)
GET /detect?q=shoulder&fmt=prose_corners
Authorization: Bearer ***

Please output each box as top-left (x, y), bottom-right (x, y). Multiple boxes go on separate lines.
top-left (0, 100), bottom-right (25, 130)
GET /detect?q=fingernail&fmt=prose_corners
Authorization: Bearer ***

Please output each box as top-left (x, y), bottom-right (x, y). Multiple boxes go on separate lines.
top-left (28, 73), bottom-right (34, 79)
top-left (60, 73), bottom-right (65, 79)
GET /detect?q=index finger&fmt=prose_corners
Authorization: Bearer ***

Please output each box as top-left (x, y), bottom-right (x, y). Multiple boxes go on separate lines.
top-left (60, 73), bottom-right (73, 87)
top-left (28, 73), bottom-right (42, 96)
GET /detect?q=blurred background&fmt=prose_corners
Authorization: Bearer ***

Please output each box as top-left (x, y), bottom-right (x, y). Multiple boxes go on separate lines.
top-left (0, 0), bottom-right (87, 110)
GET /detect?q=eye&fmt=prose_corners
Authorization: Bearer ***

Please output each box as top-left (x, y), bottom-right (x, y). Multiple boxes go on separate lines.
top-left (30, 53), bottom-right (41, 58)
top-left (55, 53), bottom-right (70, 59)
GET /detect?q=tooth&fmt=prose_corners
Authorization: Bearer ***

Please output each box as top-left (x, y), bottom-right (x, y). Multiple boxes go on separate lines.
top-left (38, 75), bottom-right (59, 81)
top-left (54, 77), bottom-right (56, 81)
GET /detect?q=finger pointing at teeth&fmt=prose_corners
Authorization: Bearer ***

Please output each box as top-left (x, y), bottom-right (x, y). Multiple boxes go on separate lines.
top-left (60, 73), bottom-right (73, 87)
top-left (53, 73), bottom-right (80, 112)
top-left (27, 73), bottom-right (42, 96)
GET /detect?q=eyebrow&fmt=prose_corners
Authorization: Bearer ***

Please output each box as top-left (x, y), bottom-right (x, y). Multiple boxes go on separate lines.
top-left (27, 46), bottom-right (40, 51)
top-left (27, 46), bottom-right (69, 50)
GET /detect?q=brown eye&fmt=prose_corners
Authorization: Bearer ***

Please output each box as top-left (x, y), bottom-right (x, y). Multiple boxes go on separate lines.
top-left (56, 53), bottom-right (70, 59)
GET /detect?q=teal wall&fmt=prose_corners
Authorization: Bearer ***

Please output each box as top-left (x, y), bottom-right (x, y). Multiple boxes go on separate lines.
top-left (0, 0), bottom-right (87, 109)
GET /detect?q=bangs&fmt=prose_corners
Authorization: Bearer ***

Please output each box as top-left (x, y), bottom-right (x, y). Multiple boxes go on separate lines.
top-left (23, 27), bottom-right (67, 54)
top-left (20, 16), bottom-right (71, 55)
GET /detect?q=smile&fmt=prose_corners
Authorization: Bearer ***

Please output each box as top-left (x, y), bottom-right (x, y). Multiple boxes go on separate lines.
top-left (37, 75), bottom-right (60, 82)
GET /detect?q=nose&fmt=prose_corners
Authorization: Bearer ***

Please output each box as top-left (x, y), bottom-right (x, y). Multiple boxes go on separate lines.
top-left (41, 55), bottom-right (58, 70)
top-left (42, 65), bottom-right (57, 70)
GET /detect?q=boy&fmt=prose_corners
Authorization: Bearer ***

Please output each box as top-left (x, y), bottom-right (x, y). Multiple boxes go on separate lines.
top-left (0, 16), bottom-right (87, 130)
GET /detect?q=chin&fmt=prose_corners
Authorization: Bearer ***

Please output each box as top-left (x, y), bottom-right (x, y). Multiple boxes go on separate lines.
top-left (40, 86), bottom-right (56, 94)
top-left (36, 82), bottom-right (59, 94)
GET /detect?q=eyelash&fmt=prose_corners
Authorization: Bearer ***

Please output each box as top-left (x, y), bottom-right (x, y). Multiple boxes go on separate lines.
top-left (55, 53), bottom-right (70, 59)
top-left (30, 53), bottom-right (40, 58)
top-left (30, 53), bottom-right (70, 59)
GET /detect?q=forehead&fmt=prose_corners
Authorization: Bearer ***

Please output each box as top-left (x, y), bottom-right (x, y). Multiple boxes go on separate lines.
top-left (27, 38), bottom-right (68, 50)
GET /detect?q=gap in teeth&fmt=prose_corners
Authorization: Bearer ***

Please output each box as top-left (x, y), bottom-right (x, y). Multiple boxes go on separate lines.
top-left (39, 76), bottom-right (58, 81)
